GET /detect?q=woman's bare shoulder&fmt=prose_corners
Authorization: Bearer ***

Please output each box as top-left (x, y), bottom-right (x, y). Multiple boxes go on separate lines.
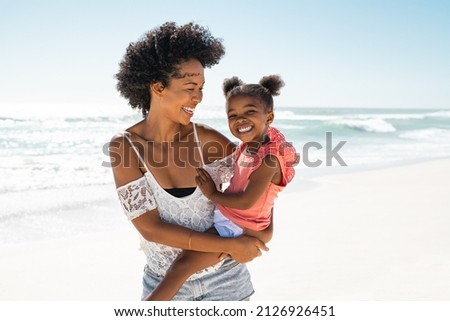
top-left (194, 122), bottom-right (236, 160)
top-left (109, 119), bottom-right (147, 147)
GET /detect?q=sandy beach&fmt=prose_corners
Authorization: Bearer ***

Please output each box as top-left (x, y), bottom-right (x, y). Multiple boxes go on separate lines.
top-left (1, 158), bottom-right (449, 301)
top-left (250, 158), bottom-right (450, 300)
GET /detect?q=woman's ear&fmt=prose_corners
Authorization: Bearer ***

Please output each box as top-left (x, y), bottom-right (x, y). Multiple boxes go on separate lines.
top-left (150, 82), bottom-right (165, 96)
top-left (266, 111), bottom-right (275, 125)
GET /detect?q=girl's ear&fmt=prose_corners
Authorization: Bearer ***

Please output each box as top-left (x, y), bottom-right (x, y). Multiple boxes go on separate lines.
top-left (266, 111), bottom-right (275, 125)
top-left (150, 82), bottom-right (165, 96)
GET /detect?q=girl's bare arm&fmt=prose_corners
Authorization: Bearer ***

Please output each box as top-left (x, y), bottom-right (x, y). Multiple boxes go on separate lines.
top-left (196, 154), bottom-right (281, 210)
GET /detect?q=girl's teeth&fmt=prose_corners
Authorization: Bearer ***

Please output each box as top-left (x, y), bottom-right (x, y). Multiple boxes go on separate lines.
top-left (238, 126), bottom-right (252, 133)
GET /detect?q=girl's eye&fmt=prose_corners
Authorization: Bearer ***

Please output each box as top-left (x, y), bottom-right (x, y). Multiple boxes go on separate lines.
top-left (228, 115), bottom-right (236, 119)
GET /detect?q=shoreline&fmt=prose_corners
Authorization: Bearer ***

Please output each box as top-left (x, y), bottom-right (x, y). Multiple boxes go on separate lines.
top-left (284, 155), bottom-right (450, 194)
top-left (1, 158), bottom-right (449, 300)
top-left (0, 156), bottom-right (430, 245)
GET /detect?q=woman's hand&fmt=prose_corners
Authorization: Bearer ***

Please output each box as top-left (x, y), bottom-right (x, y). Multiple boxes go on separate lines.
top-left (224, 235), bottom-right (269, 263)
top-left (195, 168), bottom-right (217, 198)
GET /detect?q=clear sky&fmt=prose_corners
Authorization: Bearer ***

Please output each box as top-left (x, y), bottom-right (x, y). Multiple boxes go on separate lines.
top-left (1, 0), bottom-right (449, 110)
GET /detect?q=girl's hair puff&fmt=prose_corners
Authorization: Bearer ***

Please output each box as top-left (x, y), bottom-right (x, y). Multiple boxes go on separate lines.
top-left (222, 76), bottom-right (244, 96)
top-left (259, 75), bottom-right (285, 96)
top-left (223, 75), bottom-right (285, 111)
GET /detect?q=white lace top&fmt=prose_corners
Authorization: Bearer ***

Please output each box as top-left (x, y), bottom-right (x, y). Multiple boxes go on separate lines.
top-left (116, 124), bottom-right (234, 280)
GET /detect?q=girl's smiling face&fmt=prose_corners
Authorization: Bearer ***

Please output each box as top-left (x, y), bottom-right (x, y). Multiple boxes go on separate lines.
top-left (226, 94), bottom-right (274, 144)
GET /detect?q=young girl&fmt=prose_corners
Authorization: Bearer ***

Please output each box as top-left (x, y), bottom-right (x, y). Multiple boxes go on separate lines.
top-left (146, 75), bottom-right (299, 300)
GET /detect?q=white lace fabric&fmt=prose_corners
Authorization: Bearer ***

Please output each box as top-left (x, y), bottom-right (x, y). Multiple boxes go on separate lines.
top-left (117, 176), bottom-right (156, 221)
top-left (115, 132), bottom-right (234, 280)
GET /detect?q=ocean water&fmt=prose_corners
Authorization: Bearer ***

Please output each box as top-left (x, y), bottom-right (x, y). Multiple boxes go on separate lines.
top-left (1, 105), bottom-right (450, 244)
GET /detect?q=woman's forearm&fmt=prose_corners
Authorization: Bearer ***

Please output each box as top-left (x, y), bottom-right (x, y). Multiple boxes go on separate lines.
top-left (131, 212), bottom-right (234, 253)
top-left (131, 211), bottom-right (268, 263)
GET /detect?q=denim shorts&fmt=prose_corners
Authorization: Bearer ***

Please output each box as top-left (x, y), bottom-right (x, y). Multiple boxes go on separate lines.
top-left (141, 258), bottom-right (254, 301)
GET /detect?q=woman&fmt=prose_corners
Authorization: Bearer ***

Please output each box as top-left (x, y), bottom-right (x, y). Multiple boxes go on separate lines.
top-left (110, 22), bottom-right (271, 301)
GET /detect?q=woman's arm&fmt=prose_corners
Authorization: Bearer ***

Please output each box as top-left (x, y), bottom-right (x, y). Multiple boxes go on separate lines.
top-left (130, 209), bottom-right (267, 262)
top-left (196, 154), bottom-right (281, 210)
top-left (109, 135), bottom-right (267, 263)
top-left (244, 208), bottom-right (274, 244)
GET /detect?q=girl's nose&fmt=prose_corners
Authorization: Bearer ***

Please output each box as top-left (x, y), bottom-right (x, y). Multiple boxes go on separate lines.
top-left (235, 114), bottom-right (247, 122)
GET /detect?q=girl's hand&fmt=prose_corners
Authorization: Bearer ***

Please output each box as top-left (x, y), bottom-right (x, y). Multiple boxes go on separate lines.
top-left (195, 168), bottom-right (217, 198)
top-left (224, 235), bottom-right (269, 263)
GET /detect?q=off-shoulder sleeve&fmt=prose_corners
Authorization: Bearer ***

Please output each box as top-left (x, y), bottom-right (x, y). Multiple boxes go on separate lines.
top-left (116, 175), bottom-right (157, 220)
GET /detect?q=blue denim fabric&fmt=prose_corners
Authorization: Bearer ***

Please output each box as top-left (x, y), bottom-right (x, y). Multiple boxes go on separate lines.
top-left (141, 258), bottom-right (254, 301)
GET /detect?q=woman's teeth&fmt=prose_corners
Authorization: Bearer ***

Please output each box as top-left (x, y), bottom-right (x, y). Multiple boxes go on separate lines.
top-left (182, 106), bottom-right (195, 114)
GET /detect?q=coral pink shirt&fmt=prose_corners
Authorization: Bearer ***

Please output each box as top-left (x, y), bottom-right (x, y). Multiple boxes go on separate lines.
top-left (217, 127), bottom-right (298, 231)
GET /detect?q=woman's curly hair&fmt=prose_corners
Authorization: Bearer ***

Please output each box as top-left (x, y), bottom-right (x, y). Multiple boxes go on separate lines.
top-left (222, 75), bottom-right (285, 111)
top-left (115, 22), bottom-right (225, 117)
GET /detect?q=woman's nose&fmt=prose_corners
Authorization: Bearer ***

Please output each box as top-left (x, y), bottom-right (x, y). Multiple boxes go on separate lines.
top-left (191, 90), bottom-right (202, 104)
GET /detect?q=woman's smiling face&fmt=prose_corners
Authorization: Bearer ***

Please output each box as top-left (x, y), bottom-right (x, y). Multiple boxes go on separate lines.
top-left (162, 59), bottom-right (205, 125)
